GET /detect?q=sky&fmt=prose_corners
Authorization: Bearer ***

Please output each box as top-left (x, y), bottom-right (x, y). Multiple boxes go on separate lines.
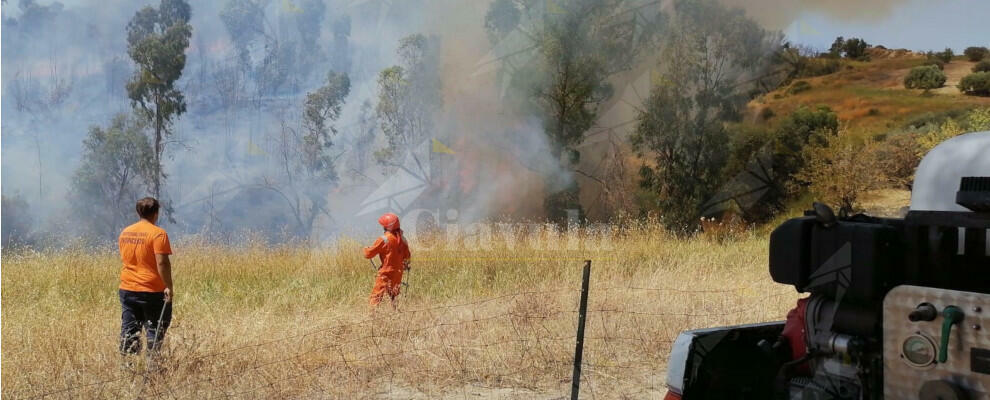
top-left (780, 0), bottom-right (990, 53)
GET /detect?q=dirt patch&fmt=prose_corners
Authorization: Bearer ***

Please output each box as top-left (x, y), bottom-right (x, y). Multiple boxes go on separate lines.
top-left (859, 189), bottom-right (911, 217)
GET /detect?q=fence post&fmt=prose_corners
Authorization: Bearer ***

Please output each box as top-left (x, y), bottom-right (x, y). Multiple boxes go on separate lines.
top-left (571, 260), bottom-right (591, 400)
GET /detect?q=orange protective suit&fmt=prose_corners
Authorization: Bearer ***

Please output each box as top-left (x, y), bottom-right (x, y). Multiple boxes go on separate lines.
top-left (363, 230), bottom-right (411, 306)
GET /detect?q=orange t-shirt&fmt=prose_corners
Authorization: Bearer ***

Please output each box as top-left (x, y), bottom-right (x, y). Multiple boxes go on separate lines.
top-left (118, 220), bottom-right (172, 292)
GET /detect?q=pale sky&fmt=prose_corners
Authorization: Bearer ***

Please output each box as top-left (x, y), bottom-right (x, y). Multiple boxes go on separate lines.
top-left (783, 0), bottom-right (990, 53)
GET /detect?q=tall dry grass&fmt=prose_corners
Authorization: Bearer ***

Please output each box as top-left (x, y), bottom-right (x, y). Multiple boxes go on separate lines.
top-left (2, 225), bottom-right (798, 399)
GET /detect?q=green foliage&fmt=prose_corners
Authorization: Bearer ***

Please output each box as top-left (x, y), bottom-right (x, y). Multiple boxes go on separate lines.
top-left (870, 133), bottom-right (921, 190)
top-left (375, 34), bottom-right (443, 166)
top-left (71, 113), bottom-right (155, 239)
top-left (829, 37), bottom-right (869, 60)
top-left (759, 107), bottom-right (775, 120)
top-left (771, 106), bottom-right (839, 185)
top-left (922, 58), bottom-right (945, 70)
top-left (794, 133), bottom-right (881, 212)
top-left (958, 72), bottom-right (990, 96)
top-left (964, 46), bottom-right (989, 62)
top-left (917, 117), bottom-right (965, 155)
top-left (800, 57), bottom-right (841, 77)
top-left (903, 65), bottom-right (946, 91)
top-left (935, 47), bottom-right (954, 63)
top-left (633, 0), bottom-right (776, 233)
top-left (915, 108), bottom-right (990, 155)
top-left (901, 108), bottom-right (969, 130)
top-left (973, 60), bottom-right (990, 73)
top-left (787, 80), bottom-right (811, 95)
top-left (126, 0), bottom-right (192, 198)
top-left (302, 71), bottom-right (350, 179)
top-left (529, 0), bottom-right (638, 221)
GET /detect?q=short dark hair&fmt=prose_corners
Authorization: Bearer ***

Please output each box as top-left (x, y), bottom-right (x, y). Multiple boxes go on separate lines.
top-left (136, 197), bottom-right (160, 219)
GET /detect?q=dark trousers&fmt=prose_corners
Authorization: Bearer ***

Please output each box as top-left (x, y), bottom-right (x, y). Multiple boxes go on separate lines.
top-left (119, 289), bottom-right (172, 355)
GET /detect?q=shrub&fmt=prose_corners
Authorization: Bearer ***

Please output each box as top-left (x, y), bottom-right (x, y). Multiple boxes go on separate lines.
top-left (843, 38), bottom-right (869, 60)
top-left (958, 72), bottom-right (990, 96)
top-left (973, 60), bottom-right (990, 73)
top-left (759, 107), bottom-right (775, 120)
top-left (936, 48), bottom-right (954, 63)
top-left (800, 57), bottom-right (841, 77)
top-left (869, 133), bottom-right (920, 190)
top-left (917, 118), bottom-right (965, 156)
top-left (904, 65), bottom-right (947, 91)
top-left (922, 58), bottom-right (945, 70)
top-left (902, 109), bottom-right (969, 130)
top-left (772, 106), bottom-right (840, 195)
top-left (828, 36), bottom-right (869, 60)
top-left (964, 46), bottom-right (989, 62)
top-left (795, 133), bottom-right (881, 212)
top-left (788, 80), bottom-right (812, 95)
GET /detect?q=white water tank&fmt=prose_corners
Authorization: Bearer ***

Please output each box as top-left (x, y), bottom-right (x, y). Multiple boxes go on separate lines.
top-left (910, 131), bottom-right (990, 212)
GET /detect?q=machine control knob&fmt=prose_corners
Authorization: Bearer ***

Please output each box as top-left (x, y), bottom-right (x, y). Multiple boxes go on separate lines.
top-left (909, 303), bottom-right (938, 322)
top-left (938, 306), bottom-right (965, 363)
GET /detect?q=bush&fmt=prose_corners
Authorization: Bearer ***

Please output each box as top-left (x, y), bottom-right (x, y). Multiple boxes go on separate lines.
top-left (800, 57), bottom-right (841, 77)
top-left (964, 46), bottom-right (989, 62)
top-left (759, 107), bottom-right (775, 120)
top-left (844, 38), bottom-right (869, 60)
top-left (795, 133), bottom-right (881, 212)
top-left (870, 133), bottom-right (920, 189)
top-left (935, 48), bottom-right (954, 63)
top-left (973, 60), bottom-right (990, 73)
top-left (788, 80), bottom-right (812, 95)
top-left (772, 106), bottom-right (840, 194)
top-left (904, 65), bottom-right (947, 90)
top-left (922, 58), bottom-right (945, 70)
top-left (828, 36), bottom-right (870, 60)
top-left (958, 72), bottom-right (990, 96)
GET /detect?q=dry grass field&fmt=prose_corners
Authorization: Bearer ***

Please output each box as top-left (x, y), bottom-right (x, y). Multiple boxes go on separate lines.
top-left (2, 224), bottom-right (799, 399)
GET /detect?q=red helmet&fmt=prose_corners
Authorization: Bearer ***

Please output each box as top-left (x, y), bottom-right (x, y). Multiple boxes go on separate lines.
top-left (378, 213), bottom-right (400, 231)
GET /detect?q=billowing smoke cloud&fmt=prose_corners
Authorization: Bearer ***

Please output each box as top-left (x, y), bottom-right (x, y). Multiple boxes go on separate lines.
top-left (719, 0), bottom-right (908, 29)
top-left (1, 0), bottom-right (575, 243)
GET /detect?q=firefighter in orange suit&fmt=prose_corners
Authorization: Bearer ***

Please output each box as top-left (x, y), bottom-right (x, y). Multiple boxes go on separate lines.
top-left (363, 213), bottom-right (411, 308)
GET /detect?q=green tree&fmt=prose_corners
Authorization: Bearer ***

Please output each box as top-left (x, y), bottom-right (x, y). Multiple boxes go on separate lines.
top-left (302, 71), bottom-right (350, 178)
top-left (632, 0), bottom-right (778, 232)
top-left (126, 0), bottom-right (192, 200)
top-left (828, 36), bottom-right (845, 58)
top-left (530, 0), bottom-right (636, 222)
top-left (904, 65), bottom-right (947, 92)
top-left (936, 47), bottom-right (955, 63)
top-left (262, 70), bottom-right (351, 236)
top-left (374, 34), bottom-right (443, 165)
top-left (973, 60), bottom-right (990, 73)
top-left (795, 133), bottom-right (881, 213)
top-left (71, 113), bottom-right (155, 239)
top-left (964, 46), bottom-right (989, 62)
top-left (958, 72), bottom-right (990, 96)
top-left (842, 38), bottom-right (869, 60)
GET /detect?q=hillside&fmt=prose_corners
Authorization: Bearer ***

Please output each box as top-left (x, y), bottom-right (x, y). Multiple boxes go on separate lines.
top-left (741, 49), bottom-right (990, 215)
top-left (749, 51), bottom-right (990, 137)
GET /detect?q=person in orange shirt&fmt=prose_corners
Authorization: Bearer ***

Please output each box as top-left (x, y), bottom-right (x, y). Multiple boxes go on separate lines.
top-left (118, 197), bottom-right (174, 358)
top-left (363, 213), bottom-right (411, 308)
